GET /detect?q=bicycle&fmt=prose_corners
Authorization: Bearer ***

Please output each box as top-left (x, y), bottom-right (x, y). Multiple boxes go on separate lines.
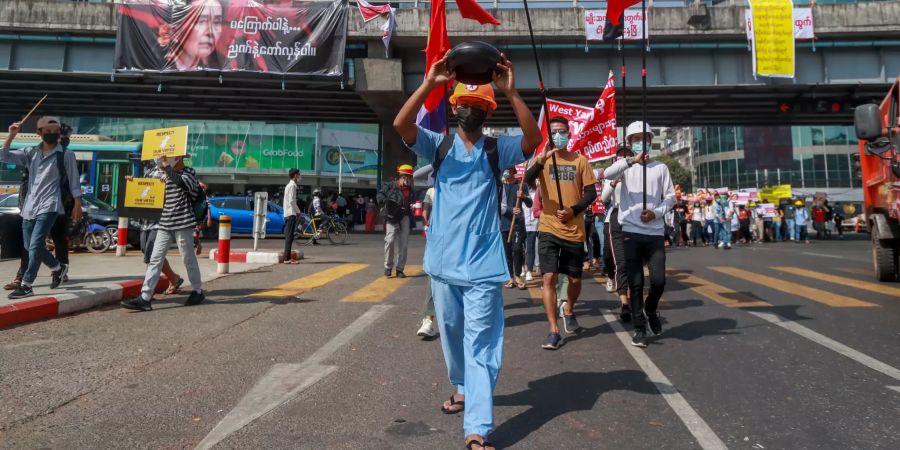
top-left (294, 213), bottom-right (348, 245)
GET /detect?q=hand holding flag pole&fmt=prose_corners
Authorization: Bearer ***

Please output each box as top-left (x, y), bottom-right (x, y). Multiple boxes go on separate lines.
top-left (521, 0), bottom-right (564, 213)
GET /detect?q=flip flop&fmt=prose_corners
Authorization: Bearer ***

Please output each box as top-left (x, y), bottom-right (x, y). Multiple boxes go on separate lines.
top-left (503, 281), bottom-right (515, 289)
top-left (165, 277), bottom-right (184, 295)
top-left (516, 281), bottom-right (527, 290)
top-left (465, 439), bottom-right (495, 450)
top-left (441, 394), bottom-right (465, 415)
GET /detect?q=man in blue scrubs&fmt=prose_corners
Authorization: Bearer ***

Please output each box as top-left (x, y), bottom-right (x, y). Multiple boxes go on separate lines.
top-left (393, 53), bottom-right (542, 450)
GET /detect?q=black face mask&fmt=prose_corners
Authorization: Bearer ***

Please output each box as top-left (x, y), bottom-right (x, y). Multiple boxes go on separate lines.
top-left (60, 137), bottom-right (70, 148)
top-left (456, 106), bottom-right (487, 133)
top-left (42, 133), bottom-right (60, 146)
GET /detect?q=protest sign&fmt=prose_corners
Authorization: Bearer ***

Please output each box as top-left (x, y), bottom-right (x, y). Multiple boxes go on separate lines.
top-left (142, 126), bottom-right (188, 161)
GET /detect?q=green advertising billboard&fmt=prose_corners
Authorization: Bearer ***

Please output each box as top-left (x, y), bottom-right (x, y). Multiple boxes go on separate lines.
top-left (191, 132), bottom-right (315, 172)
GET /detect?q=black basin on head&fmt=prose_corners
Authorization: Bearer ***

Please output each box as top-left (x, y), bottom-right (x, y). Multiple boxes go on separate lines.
top-left (446, 41), bottom-right (501, 86)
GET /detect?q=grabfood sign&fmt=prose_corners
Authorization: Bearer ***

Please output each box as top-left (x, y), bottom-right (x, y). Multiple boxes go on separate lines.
top-left (115, 0), bottom-right (348, 76)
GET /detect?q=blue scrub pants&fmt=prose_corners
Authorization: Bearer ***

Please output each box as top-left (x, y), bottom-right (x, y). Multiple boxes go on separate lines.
top-left (431, 279), bottom-right (504, 438)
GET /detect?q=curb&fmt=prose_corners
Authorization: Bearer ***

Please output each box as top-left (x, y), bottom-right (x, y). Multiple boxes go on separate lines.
top-left (208, 249), bottom-right (302, 264)
top-left (0, 277), bottom-right (171, 330)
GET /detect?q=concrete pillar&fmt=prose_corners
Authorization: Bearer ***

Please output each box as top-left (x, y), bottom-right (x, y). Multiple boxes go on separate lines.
top-left (354, 58), bottom-right (417, 181)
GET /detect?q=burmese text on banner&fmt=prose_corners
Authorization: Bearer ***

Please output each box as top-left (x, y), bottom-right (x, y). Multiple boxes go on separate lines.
top-left (584, 9), bottom-right (646, 41)
top-left (750, 0), bottom-right (795, 78)
top-left (745, 7), bottom-right (814, 41)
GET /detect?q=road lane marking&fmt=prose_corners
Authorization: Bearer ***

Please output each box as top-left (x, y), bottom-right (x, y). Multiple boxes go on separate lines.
top-left (195, 304), bottom-right (394, 450)
top-left (341, 265), bottom-right (422, 302)
top-left (600, 311), bottom-right (728, 450)
top-left (887, 386), bottom-right (900, 394)
top-left (773, 266), bottom-right (900, 298)
top-left (747, 311), bottom-right (900, 382)
top-left (683, 273), bottom-right (900, 384)
top-left (839, 267), bottom-right (872, 277)
top-left (671, 272), bottom-right (772, 308)
top-left (251, 263), bottom-right (369, 298)
top-left (710, 266), bottom-right (878, 308)
top-left (801, 252), bottom-right (844, 259)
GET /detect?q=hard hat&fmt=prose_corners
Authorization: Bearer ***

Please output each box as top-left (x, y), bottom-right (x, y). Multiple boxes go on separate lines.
top-left (397, 164), bottom-right (414, 176)
top-left (625, 121), bottom-right (654, 139)
top-left (449, 83), bottom-right (497, 111)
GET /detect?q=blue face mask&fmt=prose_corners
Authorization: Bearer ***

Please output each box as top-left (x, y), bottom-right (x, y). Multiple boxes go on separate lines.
top-left (632, 141), bottom-right (645, 154)
top-left (552, 134), bottom-right (569, 149)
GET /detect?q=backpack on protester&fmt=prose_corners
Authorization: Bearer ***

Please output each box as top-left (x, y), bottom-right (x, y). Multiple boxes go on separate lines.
top-left (18, 149), bottom-right (76, 216)
top-left (430, 135), bottom-right (502, 215)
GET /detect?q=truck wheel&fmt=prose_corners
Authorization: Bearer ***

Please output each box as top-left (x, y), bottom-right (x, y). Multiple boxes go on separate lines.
top-left (872, 226), bottom-right (899, 282)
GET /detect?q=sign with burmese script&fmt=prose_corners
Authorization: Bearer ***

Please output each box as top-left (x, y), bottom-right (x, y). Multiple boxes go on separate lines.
top-left (115, 0), bottom-right (347, 76)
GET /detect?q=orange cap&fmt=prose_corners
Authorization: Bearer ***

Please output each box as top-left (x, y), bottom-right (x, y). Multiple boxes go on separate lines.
top-left (397, 164), bottom-right (414, 176)
top-left (449, 83), bottom-right (497, 111)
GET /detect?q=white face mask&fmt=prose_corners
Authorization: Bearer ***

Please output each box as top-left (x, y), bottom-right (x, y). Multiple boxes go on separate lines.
top-left (632, 141), bottom-right (645, 154)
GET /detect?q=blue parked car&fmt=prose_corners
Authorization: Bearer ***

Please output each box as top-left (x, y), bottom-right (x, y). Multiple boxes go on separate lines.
top-left (208, 196), bottom-right (286, 235)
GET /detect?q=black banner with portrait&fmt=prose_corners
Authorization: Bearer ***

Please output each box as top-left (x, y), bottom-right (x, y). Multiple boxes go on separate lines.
top-left (115, 0), bottom-right (347, 77)
top-left (742, 126), bottom-right (794, 171)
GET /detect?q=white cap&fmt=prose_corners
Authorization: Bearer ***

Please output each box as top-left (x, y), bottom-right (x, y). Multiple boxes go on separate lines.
top-left (625, 121), bottom-right (654, 140)
top-left (36, 116), bottom-right (61, 130)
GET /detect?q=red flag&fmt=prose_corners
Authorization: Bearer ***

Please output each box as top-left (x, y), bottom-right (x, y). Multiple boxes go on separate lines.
top-left (454, 0), bottom-right (500, 26)
top-left (423, 0), bottom-right (451, 112)
top-left (570, 71), bottom-right (618, 162)
top-left (608, 0), bottom-right (640, 26)
top-left (357, 0), bottom-right (392, 23)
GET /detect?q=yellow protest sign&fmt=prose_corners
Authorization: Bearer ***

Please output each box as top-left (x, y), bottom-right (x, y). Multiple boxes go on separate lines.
top-left (141, 126), bottom-right (188, 161)
top-left (124, 177), bottom-right (165, 209)
top-left (750, 0), bottom-right (794, 78)
top-left (759, 184), bottom-right (792, 202)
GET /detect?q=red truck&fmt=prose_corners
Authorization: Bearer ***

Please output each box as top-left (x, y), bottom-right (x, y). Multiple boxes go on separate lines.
top-left (854, 76), bottom-right (900, 281)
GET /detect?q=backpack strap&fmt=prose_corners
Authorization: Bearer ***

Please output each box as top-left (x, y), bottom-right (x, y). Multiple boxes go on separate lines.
top-left (55, 150), bottom-right (75, 214)
top-left (430, 134), bottom-right (454, 177)
top-left (483, 137), bottom-right (502, 217)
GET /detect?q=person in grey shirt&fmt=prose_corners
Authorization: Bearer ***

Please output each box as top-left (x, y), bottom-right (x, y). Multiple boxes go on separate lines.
top-left (2, 117), bottom-right (82, 299)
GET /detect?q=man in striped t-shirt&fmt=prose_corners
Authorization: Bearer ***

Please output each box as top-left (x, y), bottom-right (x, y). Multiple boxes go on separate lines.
top-left (122, 155), bottom-right (203, 311)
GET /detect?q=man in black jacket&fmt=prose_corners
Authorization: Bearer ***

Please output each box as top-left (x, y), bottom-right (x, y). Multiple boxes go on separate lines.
top-left (377, 164), bottom-right (415, 278)
top-left (499, 169), bottom-right (531, 289)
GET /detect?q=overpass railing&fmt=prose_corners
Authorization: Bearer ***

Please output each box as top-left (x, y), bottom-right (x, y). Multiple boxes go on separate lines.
top-left (79, 0), bottom-right (892, 8)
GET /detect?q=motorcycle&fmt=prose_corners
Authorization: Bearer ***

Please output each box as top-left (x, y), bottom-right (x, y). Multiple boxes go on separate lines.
top-left (47, 215), bottom-right (111, 254)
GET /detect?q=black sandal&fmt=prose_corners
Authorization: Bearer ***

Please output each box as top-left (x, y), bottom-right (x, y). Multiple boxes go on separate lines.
top-left (441, 394), bottom-right (465, 414)
top-left (465, 439), bottom-right (495, 450)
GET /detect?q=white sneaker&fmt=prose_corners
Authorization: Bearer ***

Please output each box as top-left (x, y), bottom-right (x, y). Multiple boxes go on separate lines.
top-left (519, 269), bottom-right (526, 277)
top-left (606, 277), bottom-right (614, 293)
top-left (417, 318), bottom-right (437, 338)
top-left (717, 242), bottom-right (724, 249)
top-left (525, 271), bottom-right (533, 282)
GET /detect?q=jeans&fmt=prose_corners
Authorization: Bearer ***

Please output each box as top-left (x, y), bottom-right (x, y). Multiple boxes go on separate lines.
top-left (593, 217), bottom-right (605, 267)
top-left (774, 221), bottom-right (782, 241)
top-left (384, 216), bottom-right (410, 271)
top-left (704, 219), bottom-right (716, 243)
top-left (431, 279), bottom-right (504, 437)
top-left (22, 212), bottom-right (61, 286)
top-left (691, 220), bottom-right (704, 245)
top-left (624, 232), bottom-right (666, 330)
top-left (525, 231), bottom-right (538, 272)
top-left (718, 221), bottom-right (732, 245)
top-left (17, 215), bottom-right (69, 279)
top-left (786, 218), bottom-right (796, 240)
top-left (796, 223), bottom-right (808, 241)
top-left (141, 227), bottom-right (202, 301)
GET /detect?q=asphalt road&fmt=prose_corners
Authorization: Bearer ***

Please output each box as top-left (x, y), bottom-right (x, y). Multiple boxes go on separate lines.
top-left (1, 232), bottom-right (898, 450)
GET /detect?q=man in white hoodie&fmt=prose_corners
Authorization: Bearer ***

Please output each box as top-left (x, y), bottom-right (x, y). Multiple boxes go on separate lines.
top-left (603, 122), bottom-right (675, 348)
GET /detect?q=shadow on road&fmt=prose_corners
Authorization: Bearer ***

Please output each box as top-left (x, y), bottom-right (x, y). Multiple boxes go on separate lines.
top-left (492, 370), bottom-right (658, 448)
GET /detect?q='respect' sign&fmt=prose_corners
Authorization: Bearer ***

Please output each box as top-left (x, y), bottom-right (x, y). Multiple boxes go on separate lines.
top-left (115, 0), bottom-right (347, 76)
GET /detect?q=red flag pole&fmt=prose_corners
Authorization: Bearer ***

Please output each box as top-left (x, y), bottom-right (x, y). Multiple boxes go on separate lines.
top-left (522, 0), bottom-right (563, 213)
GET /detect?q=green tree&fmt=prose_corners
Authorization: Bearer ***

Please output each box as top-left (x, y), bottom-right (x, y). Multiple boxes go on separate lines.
top-left (653, 154), bottom-right (693, 192)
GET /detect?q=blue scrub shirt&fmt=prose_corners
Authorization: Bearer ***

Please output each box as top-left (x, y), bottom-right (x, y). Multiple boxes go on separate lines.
top-left (408, 126), bottom-right (525, 286)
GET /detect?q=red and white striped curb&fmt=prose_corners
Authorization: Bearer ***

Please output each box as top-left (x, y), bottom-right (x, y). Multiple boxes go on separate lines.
top-left (0, 277), bottom-right (171, 330)
top-left (208, 249), bottom-right (302, 264)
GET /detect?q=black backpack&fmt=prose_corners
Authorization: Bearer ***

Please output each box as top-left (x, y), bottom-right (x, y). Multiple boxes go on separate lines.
top-left (431, 135), bottom-right (502, 214)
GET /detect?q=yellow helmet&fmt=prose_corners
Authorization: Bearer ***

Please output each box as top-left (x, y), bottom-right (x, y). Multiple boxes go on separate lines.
top-left (397, 164), bottom-right (414, 176)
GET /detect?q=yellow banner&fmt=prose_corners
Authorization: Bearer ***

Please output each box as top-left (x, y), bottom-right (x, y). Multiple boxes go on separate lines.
top-left (759, 184), bottom-right (792, 202)
top-left (750, 0), bottom-right (794, 78)
top-left (124, 178), bottom-right (166, 209)
top-left (141, 126), bottom-right (188, 161)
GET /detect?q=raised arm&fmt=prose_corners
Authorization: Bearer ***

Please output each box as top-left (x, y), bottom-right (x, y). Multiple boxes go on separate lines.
top-left (1, 122), bottom-right (31, 166)
top-left (493, 54), bottom-right (541, 157)
top-left (393, 56), bottom-right (455, 146)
